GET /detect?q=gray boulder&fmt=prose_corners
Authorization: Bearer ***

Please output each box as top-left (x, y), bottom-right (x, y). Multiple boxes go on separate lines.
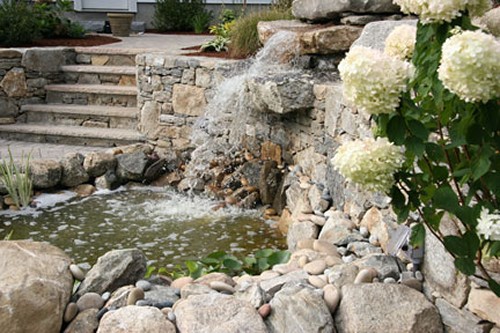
top-left (61, 153), bottom-right (89, 187)
top-left (351, 20), bottom-right (418, 51)
top-left (174, 293), bottom-right (267, 333)
top-left (97, 306), bottom-right (176, 333)
top-left (335, 284), bottom-right (443, 333)
top-left (77, 249), bottom-right (147, 297)
top-left (292, 0), bottom-right (400, 22)
top-left (83, 152), bottom-right (117, 178)
top-left (116, 152), bottom-right (149, 182)
top-left (22, 48), bottom-right (74, 73)
top-left (287, 221), bottom-right (319, 252)
top-left (30, 159), bottom-right (62, 189)
top-left (0, 240), bottom-right (73, 333)
top-left (267, 283), bottom-right (335, 333)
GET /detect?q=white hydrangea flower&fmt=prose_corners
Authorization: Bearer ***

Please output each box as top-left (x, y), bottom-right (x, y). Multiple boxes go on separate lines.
top-left (385, 25), bottom-right (417, 60)
top-left (438, 30), bottom-right (500, 103)
top-left (477, 207), bottom-right (500, 241)
top-left (331, 137), bottom-right (405, 193)
top-left (393, 0), bottom-right (491, 23)
top-left (338, 46), bottom-right (413, 115)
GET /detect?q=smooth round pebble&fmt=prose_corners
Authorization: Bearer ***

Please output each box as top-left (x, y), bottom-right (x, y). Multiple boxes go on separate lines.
top-left (101, 292), bottom-right (111, 301)
top-left (153, 300), bottom-right (175, 309)
top-left (323, 284), bottom-right (340, 313)
top-left (313, 240), bottom-right (339, 256)
top-left (383, 277), bottom-right (396, 284)
top-left (260, 270), bottom-right (280, 280)
top-left (167, 311), bottom-right (176, 322)
top-left (171, 276), bottom-right (193, 290)
top-left (210, 281), bottom-right (236, 294)
top-left (161, 307), bottom-right (172, 317)
top-left (298, 255), bottom-right (309, 268)
top-left (135, 280), bottom-right (152, 291)
top-left (127, 287), bottom-right (145, 305)
top-left (136, 300), bottom-right (151, 306)
top-left (273, 263), bottom-right (299, 275)
top-left (354, 268), bottom-right (378, 284)
top-left (308, 275), bottom-right (327, 289)
top-left (369, 234), bottom-right (380, 246)
top-left (76, 292), bottom-right (104, 311)
top-left (325, 255), bottom-right (342, 267)
top-left (342, 254), bottom-right (356, 263)
top-left (359, 226), bottom-right (370, 238)
top-left (337, 247), bottom-right (347, 256)
top-left (63, 302), bottom-right (79, 323)
top-left (258, 304), bottom-right (272, 318)
top-left (297, 239), bottom-right (315, 250)
top-left (69, 264), bottom-right (85, 281)
top-left (303, 259), bottom-right (327, 275)
top-left (415, 271), bottom-right (424, 281)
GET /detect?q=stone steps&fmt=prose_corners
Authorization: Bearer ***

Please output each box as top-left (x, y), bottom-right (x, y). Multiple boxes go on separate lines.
top-left (0, 123), bottom-right (145, 147)
top-left (45, 84), bottom-right (137, 107)
top-left (61, 65), bottom-right (137, 86)
top-left (21, 104), bottom-right (138, 130)
top-left (74, 48), bottom-right (138, 67)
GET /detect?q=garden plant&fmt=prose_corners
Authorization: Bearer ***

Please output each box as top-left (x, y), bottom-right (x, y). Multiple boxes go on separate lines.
top-left (332, 0), bottom-right (499, 295)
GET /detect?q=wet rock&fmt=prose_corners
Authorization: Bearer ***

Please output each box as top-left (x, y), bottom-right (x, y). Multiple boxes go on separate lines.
top-left (259, 160), bottom-right (282, 205)
top-left (292, 0), bottom-right (400, 21)
top-left (63, 308), bottom-right (99, 333)
top-left (74, 184), bottom-right (96, 197)
top-left (116, 152), bottom-right (149, 182)
top-left (287, 221), bottom-right (319, 252)
top-left (257, 20), bottom-right (311, 45)
top-left (77, 292), bottom-right (104, 311)
top-left (77, 249), bottom-right (147, 297)
top-left (61, 153), bottom-right (89, 187)
top-left (95, 169), bottom-right (121, 190)
top-left (267, 283), bottom-right (335, 333)
top-left (335, 284), bottom-right (443, 333)
top-left (64, 302), bottom-right (79, 323)
top-left (83, 152), bottom-right (117, 178)
top-left (97, 306), bottom-right (176, 333)
top-left (30, 159), bottom-right (62, 189)
top-left (239, 191), bottom-right (260, 209)
top-left (127, 287), bottom-right (145, 305)
top-left (0, 240), bottom-right (73, 333)
top-left (175, 293), bottom-right (267, 333)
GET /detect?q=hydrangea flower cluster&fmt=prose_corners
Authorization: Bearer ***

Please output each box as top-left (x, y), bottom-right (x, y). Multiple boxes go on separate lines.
top-left (331, 137), bottom-right (405, 193)
top-left (338, 46), bottom-right (413, 115)
top-left (438, 30), bottom-right (500, 103)
top-left (384, 25), bottom-right (417, 60)
top-left (393, 0), bottom-right (491, 24)
top-left (477, 207), bottom-right (500, 241)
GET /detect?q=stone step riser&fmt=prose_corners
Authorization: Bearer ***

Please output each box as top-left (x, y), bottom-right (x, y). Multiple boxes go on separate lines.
top-left (0, 131), bottom-right (139, 147)
top-left (75, 53), bottom-right (136, 67)
top-left (64, 72), bottom-right (136, 87)
top-left (24, 112), bottom-right (137, 130)
top-left (46, 91), bottom-right (137, 107)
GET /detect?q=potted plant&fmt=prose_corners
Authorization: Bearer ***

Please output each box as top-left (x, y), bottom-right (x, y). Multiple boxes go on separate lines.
top-left (107, 13), bottom-right (134, 37)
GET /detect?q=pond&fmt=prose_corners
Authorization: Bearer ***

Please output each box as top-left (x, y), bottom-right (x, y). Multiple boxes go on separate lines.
top-left (0, 186), bottom-right (286, 269)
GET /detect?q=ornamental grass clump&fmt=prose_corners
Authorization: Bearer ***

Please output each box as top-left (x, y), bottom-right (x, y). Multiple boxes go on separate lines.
top-left (0, 149), bottom-right (33, 210)
top-left (333, 0), bottom-right (499, 295)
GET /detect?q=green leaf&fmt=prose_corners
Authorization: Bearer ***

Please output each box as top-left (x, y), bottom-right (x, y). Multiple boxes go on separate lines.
top-left (488, 279), bottom-right (500, 297)
top-left (454, 257), bottom-right (475, 275)
top-left (425, 143), bottom-right (445, 161)
top-left (391, 185), bottom-right (409, 223)
top-left (488, 241), bottom-right (500, 257)
top-left (422, 206), bottom-right (443, 230)
top-left (407, 119), bottom-right (430, 140)
top-left (471, 154), bottom-right (491, 181)
top-left (387, 115), bottom-right (406, 145)
top-left (257, 257), bottom-right (270, 272)
top-left (433, 186), bottom-right (460, 213)
top-left (410, 223), bottom-right (425, 249)
top-left (207, 251), bottom-right (228, 260)
top-left (255, 249), bottom-right (273, 258)
top-left (223, 258), bottom-right (242, 271)
top-left (433, 166), bottom-right (449, 182)
top-left (405, 136), bottom-right (425, 157)
top-left (267, 251), bottom-right (291, 266)
top-left (444, 236), bottom-right (469, 257)
top-left (185, 260), bottom-right (199, 274)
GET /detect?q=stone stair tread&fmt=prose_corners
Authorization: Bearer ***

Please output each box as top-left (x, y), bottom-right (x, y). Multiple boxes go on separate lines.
top-left (74, 47), bottom-right (144, 55)
top-left (45, 84), bottom-right (137, 95)
top-left (0, 124), bottom-right (144, 141)
top-left (22, 104), bottom-right (138, 119)
top-left (61, 65), bottom-right (136, 75)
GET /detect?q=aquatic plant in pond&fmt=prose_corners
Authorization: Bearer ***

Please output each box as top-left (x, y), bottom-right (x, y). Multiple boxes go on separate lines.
top-left (333, 1), bottom-right (499, 295)
top-left (0, 148), bottom-right (33, 210)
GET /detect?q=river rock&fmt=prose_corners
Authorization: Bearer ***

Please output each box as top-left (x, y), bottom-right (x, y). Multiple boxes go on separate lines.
top-left (304, 259), bottom-right (327, 275)
top-left (77, 249), bottom-right (147, 297)
top-left (0, 240), bottom-right (73, 333)
top-left (287, 221), bottom-right (319, 252)
top-left (74, 184), bottom-right (96, 197)
top-left (210, 281), bottom-right (236, 294)
top-left (63, 309), bottom-right (99, 333)
top-left (353, 268), bottom-right (378, 284)
top-left (95, 169), bottom-right (121, 190)
top-left (29, 159), bottom-right (62, 189)
top-left (180, 283), bottom-right (217, 299)
top-left (195, 272), bottom-right (236, 287)
top-left (127, 287), bottom-right (145, 305)
top-left (308, 275), bottom-right (327, 288)
top-left (354, 254), bottom-right (402, 280)
top-left (143, 284), bottom-right (179, 305)
top-left (267, 283), bottom-right (335, 333)
top-left (175, 293), bottom-right (267, 333)
top-left (70, 264), bottom-right (86, 281)
top-left (135, 279), bottom-right (152, 291)
top-left (105, 285), bottom-right (134, 309)
top-left (259, 160), bottom-right (282, 205)
top-left (313, 239), bottom-right (339, 256)
top-left (64, 302), bottom-right (79, 323)
top-left (292, 0), bottom-right (400, 21)
top-left (347, 241), bottom-right (382, 257)
top-left (260, 270), bottom-right (309, 297)
top-left (359, 207), bottom-right (398, 252)
top-left (61, 153), bottom-right (89, 188)
top-left (97, 306), bottom-right (176, 333)
top-left (83, 152), bottom-right (117, 178)
top-left (171, 276), bottom-right (193, 289)
top-left (116, 151), bottom-right (149, 182)
top-left (76, 292), bottom-right (104, 311)
top-left (327, 263), bottom-right (359, 289)
top-left (335, 284), bottom-right (443, 333)
top-left (323, 284), bottom-right (340, 313)
top-left (258, 303), bottom-right (272, 318)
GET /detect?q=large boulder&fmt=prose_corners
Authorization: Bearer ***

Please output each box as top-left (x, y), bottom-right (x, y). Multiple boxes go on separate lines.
top-left (266, 283), bottom-right (335, 333)
top-left (351, 20), bottom-right (418, 51)
top-left (116, 152), bottom-right (149, 182)
top-left (300, 25), bottom-right (362, 54)
top-left (292, 0), bottom-right (400, 22)
top-left (0, 240), bottom-right (73, 333)
top-left (97, 306), bottom-right (176, 333)
top-left (30, 159), bottom-right (62, 189)
top-left (335, 284), bottom-right (443, 333)
top-left (83, 152), bottom-right (117, 178)
top-left (76, 249), bottom-right (147, 297)
top-left (174, 293), bottom-right (267, 333)
top-left (61, 153), bottom-right (89, 187)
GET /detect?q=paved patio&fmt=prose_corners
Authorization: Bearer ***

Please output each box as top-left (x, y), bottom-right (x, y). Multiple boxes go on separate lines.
top-left (1, 33), bottom-right (213, 161)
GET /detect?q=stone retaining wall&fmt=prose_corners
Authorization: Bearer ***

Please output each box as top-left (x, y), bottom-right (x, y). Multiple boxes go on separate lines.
top-left (0, 48), bottom-right (73, 124)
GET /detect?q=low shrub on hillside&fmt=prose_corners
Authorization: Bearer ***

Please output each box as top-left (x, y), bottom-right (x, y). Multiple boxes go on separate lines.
top-left (154, 0), bottom-right (208, 32)
top-left (0, 0), bottom-right (40, 46)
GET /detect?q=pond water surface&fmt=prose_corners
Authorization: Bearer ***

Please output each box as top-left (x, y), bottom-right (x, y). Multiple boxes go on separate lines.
top-left (0, 186), bottom-right (286, 269)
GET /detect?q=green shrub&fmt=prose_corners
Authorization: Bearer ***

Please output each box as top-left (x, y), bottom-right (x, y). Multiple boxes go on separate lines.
top-left (153, 0), bottom-right (205, 32)
top-left (192, 10), bottom-right (213, 33)
top-left (272, 0), bottom-right (293, 11)
top-left (229, 8), bottom-right (293, 58)
top-left (0, 0), bottom-right (40, 46)
top-left (34, 0), bottom-right (85, 39)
